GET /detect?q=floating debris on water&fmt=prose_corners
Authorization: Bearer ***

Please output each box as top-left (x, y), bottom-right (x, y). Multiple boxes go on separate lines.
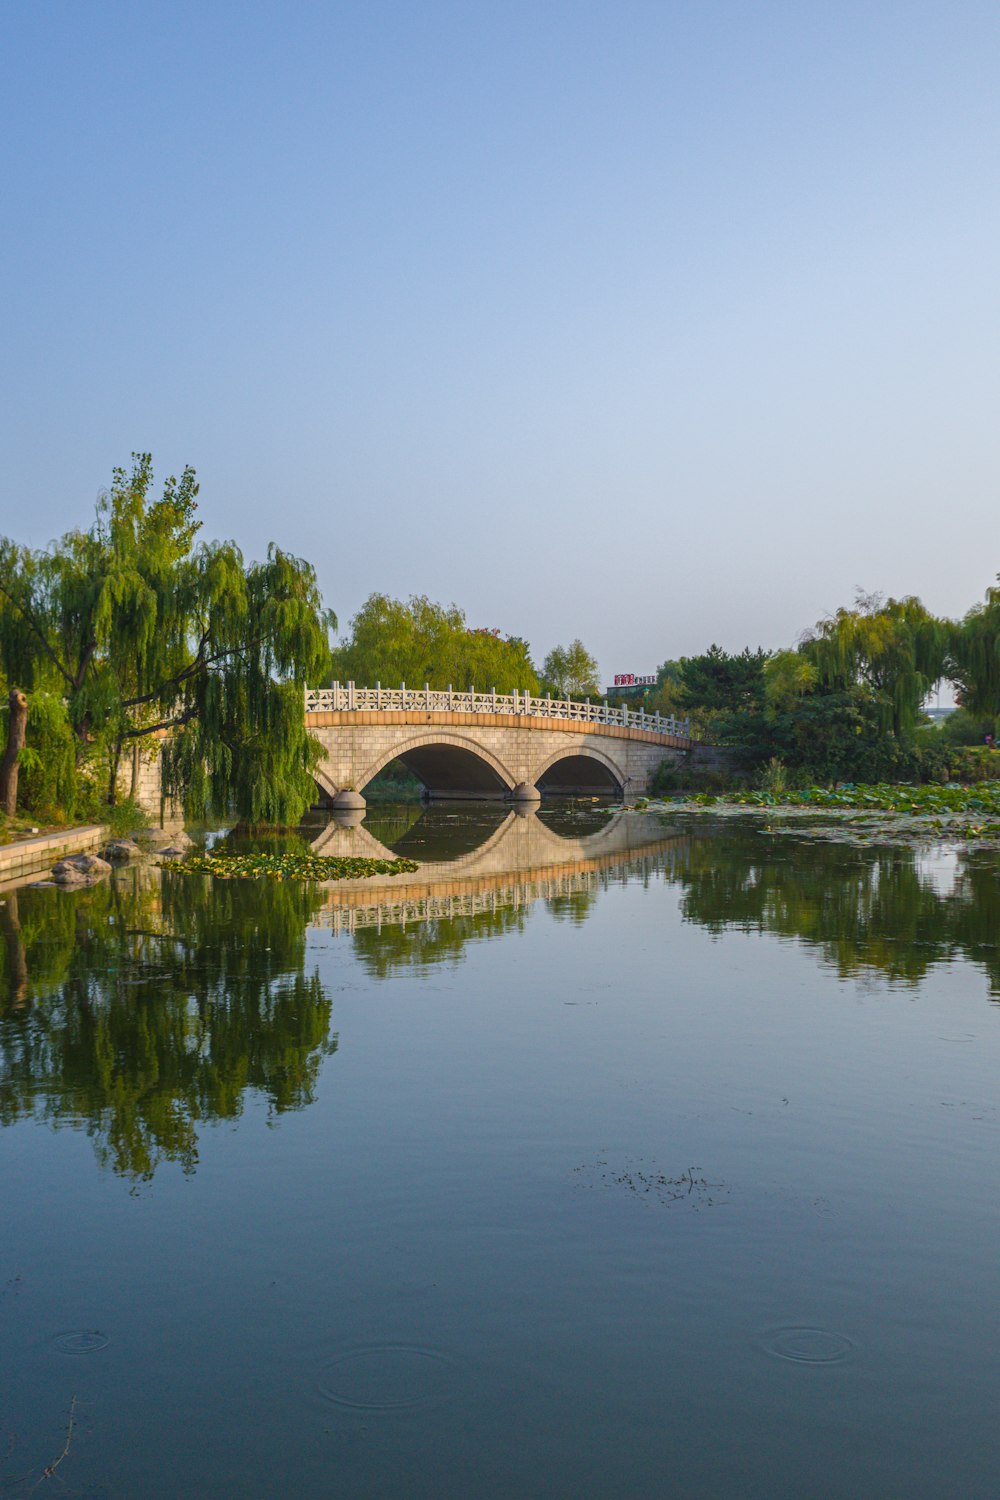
top-left (574, 1159), bottom-right (731, 1209)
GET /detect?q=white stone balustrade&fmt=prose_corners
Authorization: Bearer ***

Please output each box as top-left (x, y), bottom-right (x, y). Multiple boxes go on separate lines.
top-left (305, 683), bottom-right (691, 742)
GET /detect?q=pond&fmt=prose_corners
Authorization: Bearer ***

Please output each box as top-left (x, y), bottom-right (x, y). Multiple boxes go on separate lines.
top-left (1, 804), bottom-right (998, 1498)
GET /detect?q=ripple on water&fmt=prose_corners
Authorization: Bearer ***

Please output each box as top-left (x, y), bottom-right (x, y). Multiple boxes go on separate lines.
top-left (762, 1327), bottom-right (854, 1366)
top-left (317, 1344), bottom-right (453, 1412)
top-left (51, 1330), bottom-right (110, 1355)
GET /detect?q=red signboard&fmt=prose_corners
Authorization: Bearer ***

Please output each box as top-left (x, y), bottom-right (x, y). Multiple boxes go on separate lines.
top-left (614, 673), bottom-right (657, 687)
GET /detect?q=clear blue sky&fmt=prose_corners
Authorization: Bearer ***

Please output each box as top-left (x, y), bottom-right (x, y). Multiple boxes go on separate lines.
top-left (2, 1), bottom-right (997, 683)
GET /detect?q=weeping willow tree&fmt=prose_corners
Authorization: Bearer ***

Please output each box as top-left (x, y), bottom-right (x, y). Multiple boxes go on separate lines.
top-left (0, 454), bottom-right (334, 822)
top-left (951, 578), bottom-right (1000, 734)
top-left (803, 592), bottom-right (950, 739)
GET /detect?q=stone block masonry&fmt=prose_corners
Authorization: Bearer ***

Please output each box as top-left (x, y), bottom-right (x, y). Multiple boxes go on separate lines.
top-left (306, 710), bottom-right (687, 803)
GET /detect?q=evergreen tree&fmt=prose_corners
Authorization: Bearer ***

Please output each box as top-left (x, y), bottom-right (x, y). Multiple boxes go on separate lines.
top-left (673, 645), bottom-right (769, 714)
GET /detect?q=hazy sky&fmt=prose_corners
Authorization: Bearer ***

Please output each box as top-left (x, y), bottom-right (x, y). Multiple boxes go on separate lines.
top-left (2, 1), bottom-right (997, 684)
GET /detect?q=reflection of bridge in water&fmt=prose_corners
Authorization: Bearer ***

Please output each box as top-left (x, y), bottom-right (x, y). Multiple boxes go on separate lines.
top-left (307, 806), bottom-right (690, 933)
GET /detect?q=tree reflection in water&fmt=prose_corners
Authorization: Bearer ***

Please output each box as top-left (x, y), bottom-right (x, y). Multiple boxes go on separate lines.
top-left (349, 904), bottom-right (530, 978)
top-left (4, 818), bottom-right (999, 1183)
top-left (0, 869), bottom-right (337, 1181)
top-left (672, 824), bottom-right (1000, 995)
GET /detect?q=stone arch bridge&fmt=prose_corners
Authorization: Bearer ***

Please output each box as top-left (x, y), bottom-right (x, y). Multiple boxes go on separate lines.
top-left (306, 684), bottom-right (693, 806)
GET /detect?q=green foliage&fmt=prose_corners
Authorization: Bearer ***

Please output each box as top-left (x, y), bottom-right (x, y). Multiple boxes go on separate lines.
top-left (163, 850), bottom-right (419, 880)
top-left (714, 688), bottom-right (951, 784)
top-left (803, 591), bottom-right (949, 738)
top-left (943, 746), bottom-right (1000, 782)
top-left (541, 639), bottom-right (600, 697)
top-left (650, 760), bottom-right (742, 796)
top-left (763, 650), bottom-right (818, 710)
top-left (938, 707), bottom-right (993, 746)
top-left (685, 591), bottom-right (964, 784)
top-left (363, 759), bottom-right (425, 802)
top-left (688, 781), bottom-right (1000, 815)
top-left (333, 593), bottom-right (538, 693)
top-left (756, 757), bottom-right (790, 795)
top-left (98, 797), bottom-right (151, 838)
top-left (673, 645), bottom-right (768, 714)
top-left (0, 455), bottom-right (335, 824)
top-left (1, 691), bottom-right (76, 818)
top-left (648, 660), bottom-right (683, 714)
top-left (951, 577), bottom-right (1000, 732)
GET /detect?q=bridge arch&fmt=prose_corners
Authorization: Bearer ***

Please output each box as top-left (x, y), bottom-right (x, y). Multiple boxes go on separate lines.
top-left (532, 745), bottom-right (626, 797)
top-left (312, 762), bottom-right (340, 804)
top-left (357, 733), bottom-right (517, 799)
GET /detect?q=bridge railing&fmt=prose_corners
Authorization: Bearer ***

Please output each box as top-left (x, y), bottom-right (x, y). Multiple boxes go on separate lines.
top-left (305, 683), bottom-right (691, 740)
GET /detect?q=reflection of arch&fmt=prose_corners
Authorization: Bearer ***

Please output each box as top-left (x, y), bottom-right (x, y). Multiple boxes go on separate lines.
top-left (309, 819), bottom-right (399, 861)
top-left (535, 808), bottom-right (629, 846)
top-left (358, 735), bottom-right (516, 797)
top-left (532, 745), bottom-right (625, 796)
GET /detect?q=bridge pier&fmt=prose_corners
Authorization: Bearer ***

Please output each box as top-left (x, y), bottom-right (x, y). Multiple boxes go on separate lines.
top-left (333, 788), bottom-right (366, 811)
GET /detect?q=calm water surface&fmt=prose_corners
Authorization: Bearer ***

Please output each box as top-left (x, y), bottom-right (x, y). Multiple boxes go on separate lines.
top-left (2, 805), bottom-right (999, 1498)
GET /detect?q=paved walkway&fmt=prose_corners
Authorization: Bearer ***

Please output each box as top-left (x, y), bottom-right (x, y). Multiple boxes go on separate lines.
top-left (0, 824), bottom-right (108, 890)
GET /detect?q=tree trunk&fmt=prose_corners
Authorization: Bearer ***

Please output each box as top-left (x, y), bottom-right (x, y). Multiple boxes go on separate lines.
top-left (107, 740), bottom-right (122, 807)
top-left (1, 688), bottom-right (28, 818)
top-left (0, 890), bottom-right (29, 1004)
top-left (129, 741), bottom-right (141, 800)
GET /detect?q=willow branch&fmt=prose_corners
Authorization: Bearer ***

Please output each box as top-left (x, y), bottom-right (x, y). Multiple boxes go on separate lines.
top-left (120, 636), bottom-right (269, 711)
top-left (0, 580), bottom-right (75, 689)
top-left (121, 705), bottom-right (198, 739)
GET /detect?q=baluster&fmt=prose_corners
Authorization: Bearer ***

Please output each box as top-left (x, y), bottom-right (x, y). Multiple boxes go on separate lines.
top-left (376, 680), bottom-right (381, 712)
top-left (425, 682), bottom-right (431, 710)
top-left (347, 680), bottom-right (355, 711)
top-left (448, 683), bottom-right (453, 710)
top-left (332, 680), bottom-right (340, 711)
